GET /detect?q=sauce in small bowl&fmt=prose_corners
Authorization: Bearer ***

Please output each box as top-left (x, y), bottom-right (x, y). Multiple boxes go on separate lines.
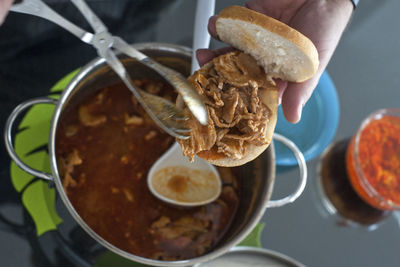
top-left (150, 166), bottom-right (221, 206)
top-left (346, 109), bottom-right (400, 210)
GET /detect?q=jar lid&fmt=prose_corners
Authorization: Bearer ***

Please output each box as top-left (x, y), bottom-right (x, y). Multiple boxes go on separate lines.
top-left (274, 71), bottom-right (339, 166)
top-left (194, 247), bottom-right (305, 267)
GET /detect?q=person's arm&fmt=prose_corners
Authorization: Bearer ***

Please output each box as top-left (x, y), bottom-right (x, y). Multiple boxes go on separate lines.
top-left (198, 0), bottom-right (354, 123)
top-left (0, 0), bottom-right (14, 25)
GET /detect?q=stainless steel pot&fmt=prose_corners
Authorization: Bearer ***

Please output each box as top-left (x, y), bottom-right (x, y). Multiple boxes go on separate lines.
top-left (4, 43), bottom-right (306, 266)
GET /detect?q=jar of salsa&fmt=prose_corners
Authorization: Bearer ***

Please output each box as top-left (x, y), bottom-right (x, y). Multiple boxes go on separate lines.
top-left (346, 109), bottom-right (400, 210)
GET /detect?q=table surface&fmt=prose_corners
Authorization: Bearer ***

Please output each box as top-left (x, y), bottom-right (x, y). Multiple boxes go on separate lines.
top-left (1, 0), bottom-right (400, 266)
top-left (256, 1), bottom-right (400, 266)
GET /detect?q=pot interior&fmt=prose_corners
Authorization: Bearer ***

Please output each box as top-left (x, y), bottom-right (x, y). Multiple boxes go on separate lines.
top-left (53, 43), bottom-right (275, 265)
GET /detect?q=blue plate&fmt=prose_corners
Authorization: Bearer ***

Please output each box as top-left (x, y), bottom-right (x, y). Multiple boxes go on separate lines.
top-left (274, 71), bottom-right (339, 166)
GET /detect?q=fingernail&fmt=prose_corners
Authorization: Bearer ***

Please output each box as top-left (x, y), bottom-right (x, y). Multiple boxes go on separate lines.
top-left (295, 104), bottom-right (303, 123)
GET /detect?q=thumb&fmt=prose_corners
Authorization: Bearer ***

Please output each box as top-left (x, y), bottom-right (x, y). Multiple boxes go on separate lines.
top-left (281, 74), bottom-right (320, 123)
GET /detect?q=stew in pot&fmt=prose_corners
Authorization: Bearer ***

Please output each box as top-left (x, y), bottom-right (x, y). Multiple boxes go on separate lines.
top-left (55, 79), bottom-right (240, 260)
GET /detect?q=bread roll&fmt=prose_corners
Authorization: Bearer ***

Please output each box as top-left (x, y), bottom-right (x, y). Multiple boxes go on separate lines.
top-left (217, 6), bottom-right (319, 82)
top-left (177, 6), bottom-right (318, 167)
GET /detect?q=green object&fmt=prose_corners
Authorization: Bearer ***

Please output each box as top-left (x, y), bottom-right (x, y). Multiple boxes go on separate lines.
top-left (11, 104), bottom-right (55, 192)
top-left (9, 69), bottom-right (80, 236)
top-left (22, 180), bottom-right (63, 236)
top-left (237, 222), bottom-right (265, 248)
top-left (50, 69), bottom-right (80, 93)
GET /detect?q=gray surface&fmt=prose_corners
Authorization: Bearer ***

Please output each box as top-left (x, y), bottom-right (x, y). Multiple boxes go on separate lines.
top-left (156, 1), bottom-right (400, 266)
top-left (261, 1), bottom-right (400, 266)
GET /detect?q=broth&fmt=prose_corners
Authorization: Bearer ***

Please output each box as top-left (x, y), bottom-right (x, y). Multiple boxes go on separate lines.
top-left (55, 80), bottom-right (240, 260)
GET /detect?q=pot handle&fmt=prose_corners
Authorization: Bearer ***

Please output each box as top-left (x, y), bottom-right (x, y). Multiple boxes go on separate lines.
top-left (4, 97), bottom-right (57, 181)
top-left (266, 133), bottom-right (307, 208)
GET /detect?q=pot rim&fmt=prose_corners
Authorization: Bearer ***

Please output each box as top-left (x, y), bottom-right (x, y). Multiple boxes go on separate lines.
top-left (48, 42), bottom-right (275, 266)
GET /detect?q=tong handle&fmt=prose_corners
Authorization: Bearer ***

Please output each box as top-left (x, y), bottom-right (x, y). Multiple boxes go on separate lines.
top-left (98, 48), bottom-right (189, 139)
top-left (70, 0), bottom-right (108, 34)
top-left (10, 0), bottom-right (93, 44)
top-left (113, 37), bottom-right (208, 126)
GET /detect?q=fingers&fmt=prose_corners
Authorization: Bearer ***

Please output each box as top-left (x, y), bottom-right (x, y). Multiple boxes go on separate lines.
top-left (207, 15), bottom-right (219, 40)
top-left (196, 47), bottom-right (236, 66)
top-left (196, 49), bottom-right (215, 66)
top-left (281, 74), bottom-right (320, 123)
top-left (274, 79), bottom-right (287, 105)
top-left (196, 15), bottom-right (233, 67)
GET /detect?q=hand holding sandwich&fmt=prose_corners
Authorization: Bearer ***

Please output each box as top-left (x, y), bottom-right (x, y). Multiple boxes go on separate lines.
top-left (197, 0), bottom-right (353, 123)
top-left (180, 2), bottom-right (353, 166)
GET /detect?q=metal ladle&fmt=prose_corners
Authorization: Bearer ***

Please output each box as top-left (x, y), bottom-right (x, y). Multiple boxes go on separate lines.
top-left (147, 0), bottom-right (219, 207)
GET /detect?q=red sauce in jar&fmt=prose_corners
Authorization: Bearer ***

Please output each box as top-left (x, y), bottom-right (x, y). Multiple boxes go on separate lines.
top-left (346, 112), bottom-right (400, 210)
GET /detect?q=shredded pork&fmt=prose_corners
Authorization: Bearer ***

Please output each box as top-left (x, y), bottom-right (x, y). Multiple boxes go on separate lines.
top-left (179, 51), bottom-right (273, 161)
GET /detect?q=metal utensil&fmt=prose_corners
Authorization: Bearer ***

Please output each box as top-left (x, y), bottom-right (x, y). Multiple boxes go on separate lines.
top-left (147, 0), bottom-right (218, 207)
top-left (191, 0), bottom-right (215, 73)
top-left (147, 142), bottom-right (221, 207)
top-left (10, 0), bottom-right (208, 139)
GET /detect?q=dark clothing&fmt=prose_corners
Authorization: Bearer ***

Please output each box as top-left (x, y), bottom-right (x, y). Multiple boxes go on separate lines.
top-left (0, 0), bottom-right (175, 201)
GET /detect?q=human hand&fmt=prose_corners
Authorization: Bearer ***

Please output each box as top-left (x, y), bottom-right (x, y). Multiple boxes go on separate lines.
top-left (0, 0), bottom-right (13, 25)
top-left (197, 0), bottom-right (353, 123)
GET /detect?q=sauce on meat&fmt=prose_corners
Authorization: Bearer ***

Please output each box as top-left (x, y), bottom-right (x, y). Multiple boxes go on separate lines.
top-left (178, 51), bottom-right (276, 162)
top-left (56, 79), bottom-right (240, 260)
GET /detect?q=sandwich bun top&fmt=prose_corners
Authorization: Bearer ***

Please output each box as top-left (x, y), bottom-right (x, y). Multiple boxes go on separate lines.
top-left (216, 5), bottom-right (319, 82)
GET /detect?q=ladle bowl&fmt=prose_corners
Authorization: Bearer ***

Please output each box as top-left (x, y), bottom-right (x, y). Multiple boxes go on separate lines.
top-left (148, 142), bottom-right (222, 207)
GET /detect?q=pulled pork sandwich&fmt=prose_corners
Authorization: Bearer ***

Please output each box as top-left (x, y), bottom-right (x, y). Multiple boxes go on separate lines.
top-left (178, 6), bottom-right (319, 167)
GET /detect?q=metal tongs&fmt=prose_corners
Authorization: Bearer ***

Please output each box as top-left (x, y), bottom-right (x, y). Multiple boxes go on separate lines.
top-left (11, 0), bottom-right (208, 139)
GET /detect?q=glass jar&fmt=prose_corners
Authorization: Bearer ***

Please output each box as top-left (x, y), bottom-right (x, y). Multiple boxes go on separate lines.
top-left (317, 139), bottom-right (390, 229)
top-left (346, 109), bottom-right (400, 210)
